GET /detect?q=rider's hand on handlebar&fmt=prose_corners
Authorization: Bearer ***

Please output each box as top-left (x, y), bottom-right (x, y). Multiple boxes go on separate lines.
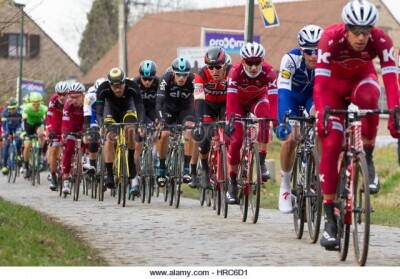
top-left (316, 110), bottom-right (332, 138)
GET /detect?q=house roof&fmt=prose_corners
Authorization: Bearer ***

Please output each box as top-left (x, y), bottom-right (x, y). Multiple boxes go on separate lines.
top-left (83, 0), bottom-right (348, 83)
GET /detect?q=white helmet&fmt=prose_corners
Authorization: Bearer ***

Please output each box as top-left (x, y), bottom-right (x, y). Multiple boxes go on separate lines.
top-left (341, 0), bottom-right (378, 26)
top-left (240, 42), bottom-right (265, 60)
top-left (94, 77), bottom-right (107, 90)
top-left (87, 86), bottom-right (96, 94)
top-left (297, 25), bottom-right (323, 47)
top-left (54, 81), bottom-right (69, 94)
top-left (69, 81), bottom-right (85, 94)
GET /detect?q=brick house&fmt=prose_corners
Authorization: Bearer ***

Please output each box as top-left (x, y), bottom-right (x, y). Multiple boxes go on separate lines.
top-left (0, 0), bottom-right (81, 103)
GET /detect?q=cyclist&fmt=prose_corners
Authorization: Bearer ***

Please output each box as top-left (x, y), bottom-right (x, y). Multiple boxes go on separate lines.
top-left (46, 81), bottom-right (69, 190)
top-left (225, 42), bottom-right (278, 204)
top-left (275, 24), bottom-right (322, 213)
top-left (155, 57), bottom-right (196, 187)
top-left (21, 92), bottom-right (47, 179)
top-left (83, 80), bottom-right (104, 174)
top-left (61, 82), bottom-right (85, 195)
top-left (314, 0), bottom-right (400, 249)
top-left (96, 67), bottom-right (144, 194)
top-left (1, 98), bottom-right (23, 175)
top-left (193, 47), bottom-right (231, 189)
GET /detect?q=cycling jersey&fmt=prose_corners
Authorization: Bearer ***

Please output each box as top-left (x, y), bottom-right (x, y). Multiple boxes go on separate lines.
top-left (96, 79), bottom-right (144, 125)
top-left (156, 71), bottom-right (195, 124)
top-left (277, 48), bottom-right (314, 123)
top-left (2, 108), bottom-right (23, 136)
top-left (133, 76), bottom-right (159, 122)
top-left (314, 23), bottom-right (400, 196)
top-left (83, 91), bottom-right (97, 128)
top-left (226, 62), bottom-right (278, 165)
top-left (22, 103), bottom-right (47, 126)
top-left (46, 94), bottom-right (65, 138)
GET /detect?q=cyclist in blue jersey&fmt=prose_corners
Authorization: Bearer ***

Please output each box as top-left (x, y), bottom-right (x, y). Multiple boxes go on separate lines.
top-left (275, 25), bottom-right (322, 213)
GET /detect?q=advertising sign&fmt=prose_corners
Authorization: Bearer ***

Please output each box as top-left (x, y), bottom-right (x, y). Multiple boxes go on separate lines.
top-left (177, 47), bottom-right (208, 70)
top-left (201, 28), bottom-right (260, 54)
top-left (258, 0), bottom-right (280, 28)
top-left (20, 78), bottom-right (46, 95)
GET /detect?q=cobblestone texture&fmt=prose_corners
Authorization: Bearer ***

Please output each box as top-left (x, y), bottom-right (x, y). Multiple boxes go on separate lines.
top-left (0, 175), bottom-right (399, 266)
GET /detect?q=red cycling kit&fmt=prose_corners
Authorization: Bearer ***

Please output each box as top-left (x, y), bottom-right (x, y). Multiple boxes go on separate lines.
top-left (314, 23), bottom-right (400, 196)
top-left (226, 62), bottom-right (278, 166)
top-left (46, 94), bottom-right (64, 144)
top-left (61, 99), bottom-right (84, 177)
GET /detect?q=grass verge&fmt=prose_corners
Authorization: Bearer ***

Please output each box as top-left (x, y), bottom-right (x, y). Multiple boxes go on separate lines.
top-left (0, 197), bottom-right (106, 266)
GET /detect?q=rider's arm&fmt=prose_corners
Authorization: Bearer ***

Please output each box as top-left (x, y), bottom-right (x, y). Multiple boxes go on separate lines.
top-left (84, 93), bottom-right (95, 129)
top-left (194, 72), bottom-right (206, 121)
top-left (156, 73), bottom-right (169, 118)
top-left (96, 89), bottom-right (105, 127)
top-left (277, 54), bottom-right (296, 123)
top-left (130, 82), bottom-right (145, 123)
top-left (1, 111), bottom-right (9, 137)
top-left (265, 63), bottom-right (278, 123)
top-left (375, 30), bottom-right (400, 110)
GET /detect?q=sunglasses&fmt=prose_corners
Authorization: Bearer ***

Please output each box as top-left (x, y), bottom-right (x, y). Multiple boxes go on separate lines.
top-left (57, 93), bottom-right (67, 96)
top-left (245, 60), bottom-right (262, 67)
top-left (110, 83), bottom-right (123, 88)
top-left (208, 65), bottom-right (223, 70)
top-left (142, 77), bottom-right (154, 82)
top-left (301, 48), bottom-right (318, 56)
top-left (174, 72), bottom-right (189, 77)
top-left (348, 25), bottom-right (372, 36)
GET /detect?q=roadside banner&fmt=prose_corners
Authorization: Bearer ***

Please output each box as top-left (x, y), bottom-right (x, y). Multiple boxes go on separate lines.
top-left (18, 78), bottom-right (46, 96)
top-left (177, 47), bottom-right (208, 70)
top-left (257, 0), bottom-right (280, 28)
top-left (201, 28), bottom-right (260, 54)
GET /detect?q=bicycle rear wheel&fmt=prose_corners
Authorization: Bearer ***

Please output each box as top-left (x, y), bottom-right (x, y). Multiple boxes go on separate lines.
top-left (248, 143), bottom-right (261, 224)
top-left (352, 155), bottom-right (370, 266)
top-left (292, 153), bottom-right (305, 239)
top-left (306, 150), bottom-right (322, 243)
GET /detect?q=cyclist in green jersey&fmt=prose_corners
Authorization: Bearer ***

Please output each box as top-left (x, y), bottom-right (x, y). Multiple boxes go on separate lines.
top-left (22, 92), bottom-right (47, 178)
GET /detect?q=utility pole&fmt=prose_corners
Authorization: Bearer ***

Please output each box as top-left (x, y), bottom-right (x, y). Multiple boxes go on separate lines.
top-left (244, 0), bottom-right (254, 43)
top-left (118, 0), bottom-right (127, 73)
top-left (15, 0), bottom-right (25, 105)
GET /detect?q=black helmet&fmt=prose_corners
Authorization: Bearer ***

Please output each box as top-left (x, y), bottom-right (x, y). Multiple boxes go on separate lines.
top-left (204, 47), bottom-right (226, 66)
top-left (139, 60), bottom-right (157, 77)
top-left (171, 57), bottom-right (191, 73)
top-left (107, 67), bottom-right (126, 85)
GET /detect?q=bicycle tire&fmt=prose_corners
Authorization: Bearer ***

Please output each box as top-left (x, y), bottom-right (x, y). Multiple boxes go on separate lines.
top-left (98, 151), bottom-right (105, 201)
top-left (173, 145), bottom-right (184, 209)
top-left (220, 144), bottom-right (228, 219)
top-left (248, 143), bottom-right (262, 224)
top-left (337, 154), bottom-right (350, 261)
top-left (121, 150), bottom-right (129, 207)
top-left (35, 146), bottom-right (41, 185)
top-left (199, 186), bottom-right (206, 206)
top-left (73, 146), bottom-right (82, 202)
top-left (352, 154), bottom-right (370, 266)
top-left (30, 147), bottom-right (36, 186)
top-left (239, 188), bottom-right (249, 223)
top-left (306, 150), bottom-right (322, 243)
top-left (292, 152), bottom-right (305, 239)
top-left (7, 144), bottom-right (16, 183)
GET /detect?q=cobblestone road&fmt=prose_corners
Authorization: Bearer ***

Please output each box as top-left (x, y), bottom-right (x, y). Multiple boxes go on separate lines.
top-left (0, 175), bottom-right (399, 266)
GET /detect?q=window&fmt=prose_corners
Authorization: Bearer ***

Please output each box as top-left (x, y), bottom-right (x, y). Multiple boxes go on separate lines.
top-left (0, 33), bottom-right (40, 58)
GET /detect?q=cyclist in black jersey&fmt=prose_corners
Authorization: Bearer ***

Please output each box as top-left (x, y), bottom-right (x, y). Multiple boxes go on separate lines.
top-left (96, 67), bottom-right (145, 194)
top-left (155, 57), bottom-right (197, 187)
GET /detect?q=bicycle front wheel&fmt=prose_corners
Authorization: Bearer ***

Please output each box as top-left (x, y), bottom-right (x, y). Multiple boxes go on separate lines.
top-left (72, 147), bottom-right (82, 201)
top-left (306, 150), bottom-right (322, 243)
top-left (352, 154), bottom-right (371, 266)
top-left (337, 154), bottom-right (350, 261)
top-left (291, 153), bottom-right (305, 239)
top-left (220, 144), bottom-right (228, 219)
top-left (173, 145), bottom-right (184, 209)
top-left (248, 143), bottom-right (261, 224)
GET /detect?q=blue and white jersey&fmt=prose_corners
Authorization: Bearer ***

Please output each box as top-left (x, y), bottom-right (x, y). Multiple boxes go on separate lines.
top-left (83, 88), bottom-right (98, 127)
top-left (277, 48), bottom-right (315, 123)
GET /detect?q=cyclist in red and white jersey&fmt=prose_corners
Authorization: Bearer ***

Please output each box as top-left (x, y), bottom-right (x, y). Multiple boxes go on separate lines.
top-left (45, 81), bottom-right (69, 191)
top-left (225, 42), bottom-right (278, 204)
top-left (314, 0), bottom-right (400, 249)
top-left (193, 47), bottom-right (231, 189)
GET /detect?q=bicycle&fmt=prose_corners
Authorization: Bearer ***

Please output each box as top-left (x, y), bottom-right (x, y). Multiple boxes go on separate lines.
top-left (26, 135), bottom-right (42, 186)
top-left (65, 132), bottom-right (85, 201)
top-left (162, 123), bottom-right (194, 209)
top-left (139, 123), bottom-right (157, 204)
top-left (106, 123), bottom-right (133, 207)
top-left (5, 134), bottom-right (22, 183)
top-left (82, 129), bottom-right (100, 200)
top-left (283, 109), bottom-right (322, 243)
top-left (197, 121), bottom-right (229, 217)
top-left (323, 104), bottom-right (400, 266)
